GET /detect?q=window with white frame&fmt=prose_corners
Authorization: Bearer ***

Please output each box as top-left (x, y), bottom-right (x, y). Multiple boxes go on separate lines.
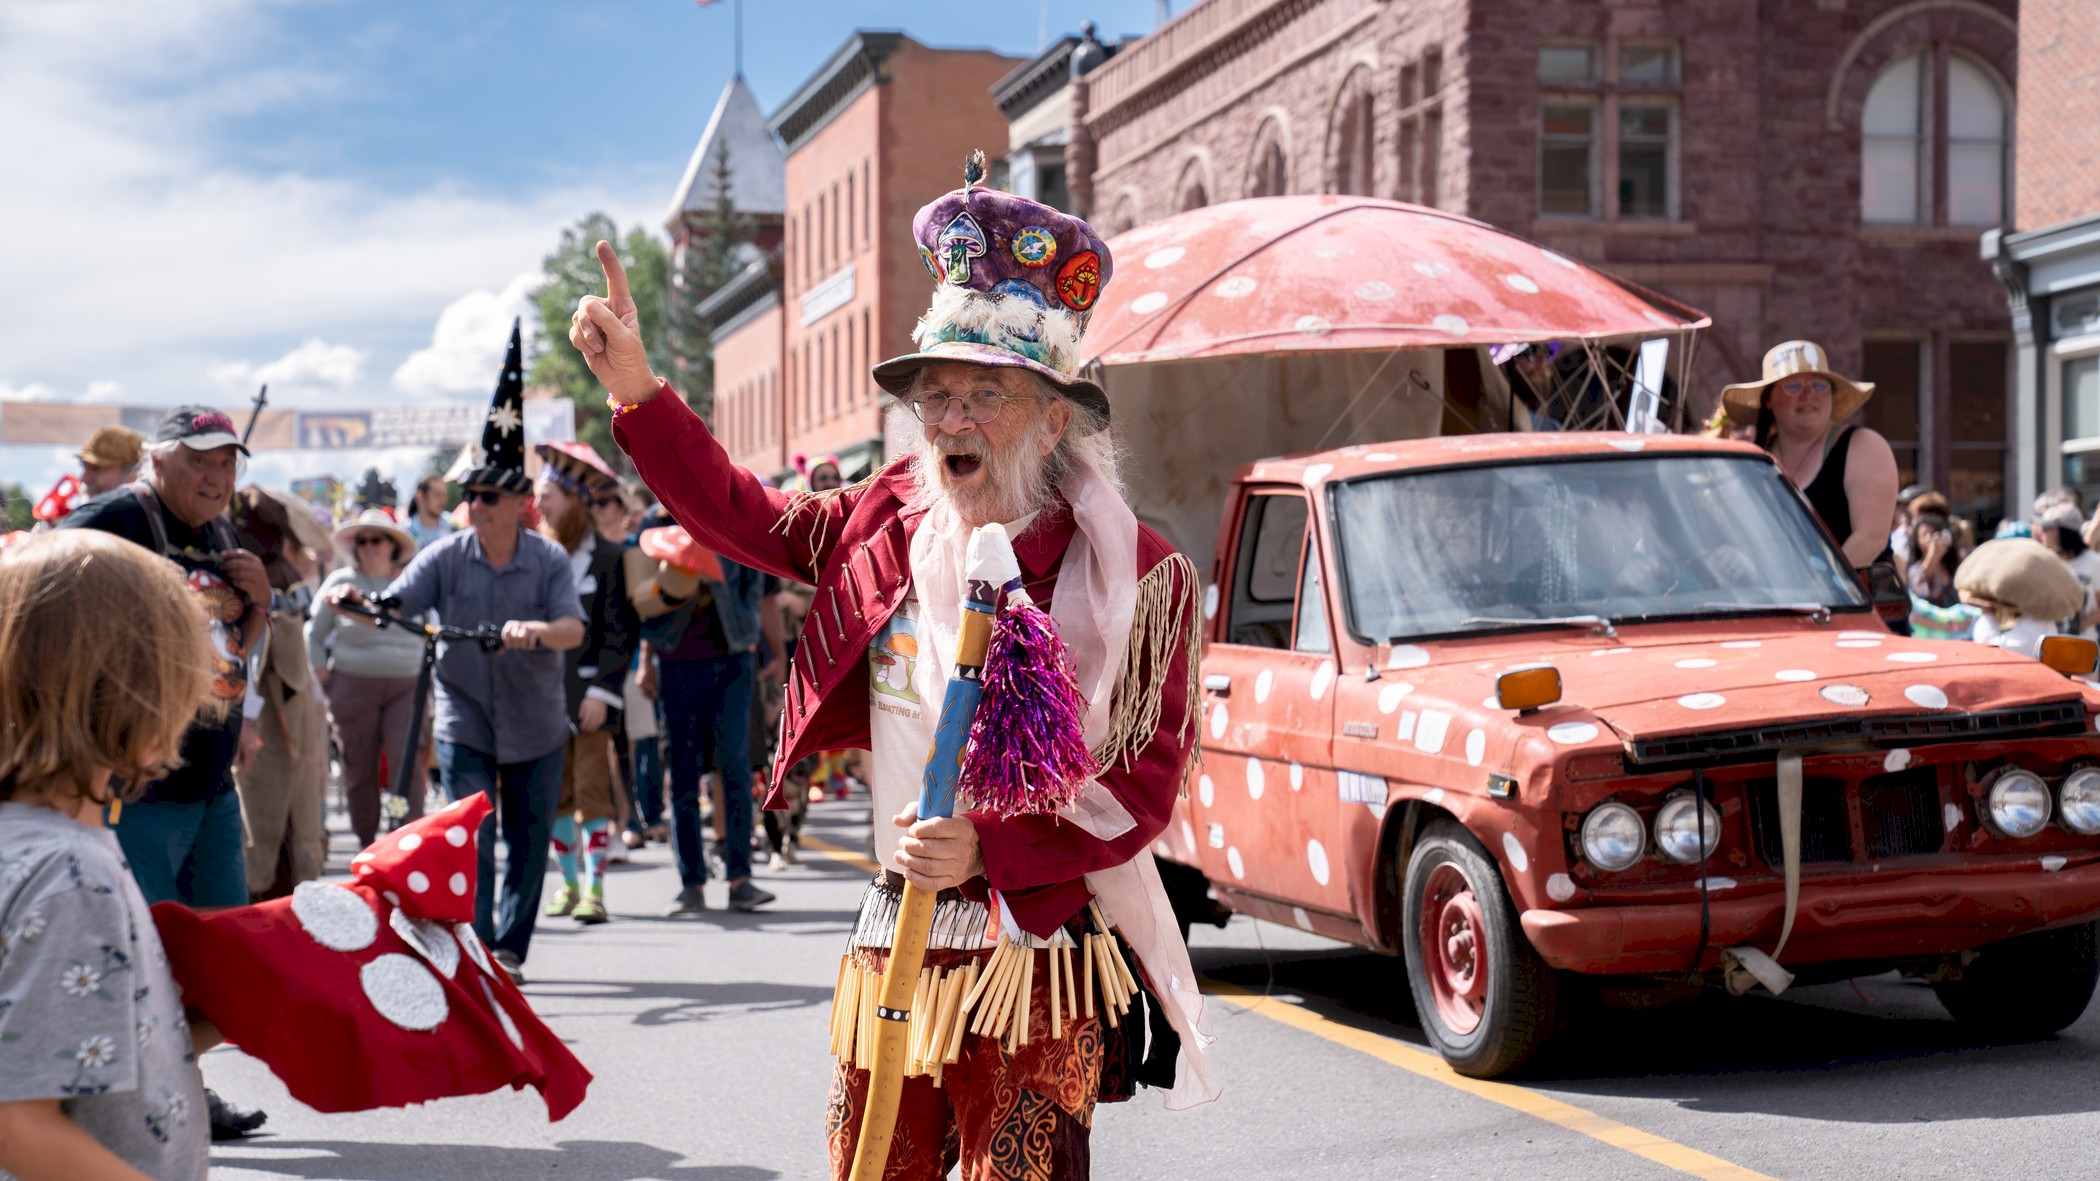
top-left (1861, 50), bottom-right (2009, 226)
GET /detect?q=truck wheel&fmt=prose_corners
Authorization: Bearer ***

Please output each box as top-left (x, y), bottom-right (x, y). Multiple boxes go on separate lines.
top-left (1933, 921), bottom-right (2099, 1039)
top-left (1402, 820), bottom-right (1564, 1078)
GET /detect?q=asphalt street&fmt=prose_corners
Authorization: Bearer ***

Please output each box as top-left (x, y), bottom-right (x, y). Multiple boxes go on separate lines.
top-left (207, 800), bottom-right (2100, 1181)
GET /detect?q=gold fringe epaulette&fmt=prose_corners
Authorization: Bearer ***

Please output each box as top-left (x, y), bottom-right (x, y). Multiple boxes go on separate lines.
top-left (830, 903), bottom-right (1138, 1085)
top-left (1094, 551), bottom-right (1203, 791)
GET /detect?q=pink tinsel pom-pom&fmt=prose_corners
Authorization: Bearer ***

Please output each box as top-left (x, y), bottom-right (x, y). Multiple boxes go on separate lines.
top-left (959, 599), bottom-right (1099, 818)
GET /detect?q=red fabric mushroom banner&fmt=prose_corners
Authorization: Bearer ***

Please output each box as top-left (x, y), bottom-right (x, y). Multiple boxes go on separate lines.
top-left (151, 795), bottom-right (592, 1119)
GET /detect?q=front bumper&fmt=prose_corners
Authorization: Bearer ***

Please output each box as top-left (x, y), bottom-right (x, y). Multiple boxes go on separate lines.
top-left (1520, 860), bottom-right (2100, 973)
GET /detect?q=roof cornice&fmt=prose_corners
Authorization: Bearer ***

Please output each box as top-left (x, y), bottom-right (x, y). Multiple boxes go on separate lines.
top-left (992, 36), bottom-right (1080, 119)
top-left (769, 31), bottom-right (907, 151)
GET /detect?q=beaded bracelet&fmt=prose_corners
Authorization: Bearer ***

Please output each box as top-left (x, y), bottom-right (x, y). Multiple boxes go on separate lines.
top-left (605, 379), bottom-right (666, 419)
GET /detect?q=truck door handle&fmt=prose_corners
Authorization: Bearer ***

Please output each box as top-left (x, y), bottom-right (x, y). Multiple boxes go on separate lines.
top-left (1203, 674), bottom-right (1232, 695)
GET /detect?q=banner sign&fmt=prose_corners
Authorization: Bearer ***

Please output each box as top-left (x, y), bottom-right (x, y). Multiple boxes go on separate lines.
top-left (0, 399), bottom-right (568, 451)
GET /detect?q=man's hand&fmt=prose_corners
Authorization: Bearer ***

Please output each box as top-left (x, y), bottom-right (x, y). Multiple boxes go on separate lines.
top-left (892, 804), bottom-right (984, 891)
top-left (501, 620), bottom-right (543, 651)
top-left (636, 655), bottom-right (658, 700)
top-left (569, 241), bottom-right (658, 406)
top-left (219, 550), bottom-right (271, 614)
top-left (326, 584), bottom-right (380, 629)
top-left (235, 723), bottom-right (263, 774)
top-left (577, 697), bottom-right (608, 733)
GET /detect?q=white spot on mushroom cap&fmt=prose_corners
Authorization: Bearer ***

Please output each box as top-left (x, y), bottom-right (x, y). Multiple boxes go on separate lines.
top-left (449, 872), bottom-right (469, 896)
top-left (1837, 639), bottom-right (1883, 649)
top-left (361, 953), bottom-right (447, 1032)
top-left (1822, 684), bottom-right (1870, 707)
top-left (1310, 660), bottom-right (1336, 700)
top-left (291, 882), bottom-right (378, 952)
top-left (1884, 748), bottom-right (1913, 772)
top-left (1839, 631), bottom-right (1886, 640)
top-left (1307, 839), bottom-right (1330, 885)
top-left (1130, 291), bottom-right (1170, 315)
top-left (1679, 693), bottom-right (1726, 710)
top-left (445, 825), bottom-right (470, 848)
top-left (1423, 788), bottom-right (1446, 805)
top-left (1775, 668), bottom-right (1817, 682)
top-left (1504, 273), bottom-right (1540, 294)
top-left (1294, 314), bottom-right (1333, 336)
top-left (1396, 710), bottom-right (1418, 741)
top-left (1364, 451), bottom-right (1398, 461)
top-left (1355, 280), bottom-right (1396, 302)
top-left (1432, 313), bottom-right (1471, 336)
top-left (1246, 760), bottom-right (1266, 800)
top-left (398, 833), bottom-right (423, 852)
top-left (1377, 682), bottom-right (1415, 714)
top-left (1541, 249), bottom-right (1580, 269)
top-left (1721, 640), bottom-right (1763, 649)
top-left (1501, 833), bottom-right (1530, 872)
top-left (1589, 647), bottom-right (1632, 657)
top-left (1888, 651), bottom-right (1939, 664)
top-left (1676, 658), bottom-right (1717, 669)
top-left (1214, 275), bottom-right (1259, 298)
top-left (390, 909), bottom-right (461, 978)
top-left (1210, 701), bottom-right (1228, 740)
top-left (1198, 774), bottom-right (1215, 807)
top-left (1465, 729), bottom-right (1487, 766)
top-left (1608, 439), bottom-right (1647, 451)
top-left (1291, 906), bottom-right (1312, 930)
top-left (1548, 721), bottom-right (1600, 744)
top-left (1254, 668), bottom-right (1275, 703)
top-left (1415, 710), bottom-right (1452, 754)
top-left (1388, 645), bottom-right (1430, 669)
top-left (1143, 246), bottom-right (1186, 269)
top-left (407, 871), bottom-right (430, 894)
top-left (1203, 583), bottom-right (1219, 620)
top-left (1289, 762), bottom-right (1305, 791)
top-left (1301, 462), bottom-right (1333, 485)
top-left (1546, 873), bottom-right (1577, 902)
top-left (1227, 846), bottom-right (1246, 879)
top-left (1412, 260), bottom-right (1452, 278)
top-left (1905, 684), bottom-right (1950, 709)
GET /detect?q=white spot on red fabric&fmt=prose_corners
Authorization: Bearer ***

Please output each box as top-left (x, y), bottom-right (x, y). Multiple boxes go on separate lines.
top-left (1307, 839), bottom-right (1330, 885)
top-left (1548, 721), bottom-right (1599, 744)
top-left (291, 882), bottom-right (378, 952)
top-left (361, 953), bottom-right (447, 1032)
top-left (1500, 833), bottom-right (1529, 872)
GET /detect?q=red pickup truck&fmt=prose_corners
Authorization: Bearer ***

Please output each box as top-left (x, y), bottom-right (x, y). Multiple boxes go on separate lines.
top-left (1156, 431), bottom-right (2100, 1077)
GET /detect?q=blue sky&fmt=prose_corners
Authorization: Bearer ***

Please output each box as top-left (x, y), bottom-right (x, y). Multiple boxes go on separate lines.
top-left (0, 0), bottom-right (1167, 493)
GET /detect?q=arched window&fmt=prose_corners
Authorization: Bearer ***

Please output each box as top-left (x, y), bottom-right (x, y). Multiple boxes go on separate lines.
top-left (1248, 119), bottom-right (1290, 197)
top-left (1177, 158), bottom-right (1210, 212)
top-left (1862, 51), bottom-right (2008, 226)
top-left (1328, 68), bottom-right (1376, 196)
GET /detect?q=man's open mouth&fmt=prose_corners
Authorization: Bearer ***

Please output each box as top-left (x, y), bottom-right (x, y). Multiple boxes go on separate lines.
top-left (944, 454), bottom-right (983, 479)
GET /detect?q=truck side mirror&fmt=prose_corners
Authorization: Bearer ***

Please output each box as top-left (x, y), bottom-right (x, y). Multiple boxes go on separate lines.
top-left (1864, 562), bottom-right (1908, 625)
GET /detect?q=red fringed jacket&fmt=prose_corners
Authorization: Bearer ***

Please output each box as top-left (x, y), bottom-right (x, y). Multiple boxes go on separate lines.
top-left (615, 384), bottom-right (1198, 935)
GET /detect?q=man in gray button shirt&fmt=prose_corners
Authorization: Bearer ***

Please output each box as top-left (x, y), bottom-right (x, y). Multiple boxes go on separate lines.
top-left (328, 332), bottom-right (583, 981)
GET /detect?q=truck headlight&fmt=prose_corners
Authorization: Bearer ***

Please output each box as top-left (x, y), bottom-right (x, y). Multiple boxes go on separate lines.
top-left (1580, 802), bottom-right (1645, 872)
top-left (2060, 768), bottom-right (2100, 836)
top-left (1984, 768), bottom-right (2052, 839)
top-left (1653, 794), bottom-right (1722, 864)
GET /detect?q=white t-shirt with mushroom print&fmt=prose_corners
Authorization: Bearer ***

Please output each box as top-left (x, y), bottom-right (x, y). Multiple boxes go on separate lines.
top-left (0, 802), bottom-right (207, 1181)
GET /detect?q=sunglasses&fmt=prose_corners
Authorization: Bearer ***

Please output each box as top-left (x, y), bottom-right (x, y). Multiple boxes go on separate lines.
top-left (462, 488), bottom-right (508, 506)
top-left (355, 535), bottom-right (392, 548)
top-left (589, 494), bottom-right (624, 509)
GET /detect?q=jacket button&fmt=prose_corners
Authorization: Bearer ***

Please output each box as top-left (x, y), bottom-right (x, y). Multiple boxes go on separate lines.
top-left (855, 610), bottom-right (863, 620)
top-left (895, 576), bottom-right (905, 588)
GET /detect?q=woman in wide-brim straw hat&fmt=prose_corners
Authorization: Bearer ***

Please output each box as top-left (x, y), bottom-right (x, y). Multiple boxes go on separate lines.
top-left (1721, 340), bottom-right (1899, 571)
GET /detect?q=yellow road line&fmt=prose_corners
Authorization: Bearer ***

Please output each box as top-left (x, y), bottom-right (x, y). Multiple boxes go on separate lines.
top-left (801, 839), bottom-right (1766, 1179)
top-left (801, 833), bottom-right (881, 873)
top-left (1206, 982), bottom-right (1777, 1181)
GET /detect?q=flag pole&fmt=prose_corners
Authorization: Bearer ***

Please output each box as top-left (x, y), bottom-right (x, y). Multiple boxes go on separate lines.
top-left (735, 0), bottom-right (743, 78)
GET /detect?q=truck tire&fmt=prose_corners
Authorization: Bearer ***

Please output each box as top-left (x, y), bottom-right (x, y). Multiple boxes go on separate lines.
top-left (1933, 921), bottom-right (2100, 1040)
top-left (1402, 820), bottom-right (1565, 1078)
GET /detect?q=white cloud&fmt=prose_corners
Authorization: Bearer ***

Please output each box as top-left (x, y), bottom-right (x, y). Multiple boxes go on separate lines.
top-left (0, 0), bottom-right (659, 413)
top-left (0, 382), bottom-right (63, 402)
top-left (391, 274), bottom-right (543, 398)
top-left (210, 338), bottom-right (365, 405)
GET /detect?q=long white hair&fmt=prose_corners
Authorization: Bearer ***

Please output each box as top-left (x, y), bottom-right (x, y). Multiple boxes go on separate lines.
top-left (888, 370), bottom-right (1122, 522)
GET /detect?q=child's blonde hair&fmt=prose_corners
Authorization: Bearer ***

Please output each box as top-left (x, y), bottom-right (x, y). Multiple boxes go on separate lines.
top-left (0, 530), bottom-right (218, 804)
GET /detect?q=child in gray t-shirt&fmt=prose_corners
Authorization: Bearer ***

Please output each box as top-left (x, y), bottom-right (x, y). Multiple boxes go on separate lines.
top-left (0, 528), bottom-right (226, 1181)
top-left (0, 804), bottom-right (208, 1181)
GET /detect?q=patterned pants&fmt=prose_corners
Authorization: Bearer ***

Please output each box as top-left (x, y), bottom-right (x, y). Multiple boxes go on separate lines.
top-left (826, 946), bottom-right (1106, 1181)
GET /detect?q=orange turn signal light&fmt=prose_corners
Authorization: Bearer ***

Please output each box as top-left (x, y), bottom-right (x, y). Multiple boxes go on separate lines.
top-left (2040, 635), bottom-right (2099, 677)
top-left (1496, 666), bottom-right (1563, 711)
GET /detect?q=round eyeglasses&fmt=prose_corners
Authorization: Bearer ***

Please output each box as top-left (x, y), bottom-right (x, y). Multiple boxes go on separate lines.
top-left (1775, 377), bottom-right (1833, 398)
top-left (904, 391), bottom-right (1024, 425)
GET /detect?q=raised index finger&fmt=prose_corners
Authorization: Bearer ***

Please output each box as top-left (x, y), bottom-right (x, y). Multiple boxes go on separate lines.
top-left (595, 240), bottom-right (633, 313)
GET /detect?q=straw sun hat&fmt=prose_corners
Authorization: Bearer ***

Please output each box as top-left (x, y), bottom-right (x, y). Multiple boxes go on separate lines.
top-left (1720, 340), bottom-right (1875, 423)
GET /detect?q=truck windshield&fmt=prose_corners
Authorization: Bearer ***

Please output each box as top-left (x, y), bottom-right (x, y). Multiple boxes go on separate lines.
top-left (1333, 454), bottom-right (1871, 641)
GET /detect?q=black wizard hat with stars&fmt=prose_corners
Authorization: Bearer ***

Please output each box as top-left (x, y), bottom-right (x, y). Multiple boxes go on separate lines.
top-left (460, 318), bottom-right (531, 494)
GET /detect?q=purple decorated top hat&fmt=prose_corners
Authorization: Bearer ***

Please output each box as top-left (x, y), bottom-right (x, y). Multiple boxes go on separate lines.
top-left (872, 152), bottom-right (1114, 423)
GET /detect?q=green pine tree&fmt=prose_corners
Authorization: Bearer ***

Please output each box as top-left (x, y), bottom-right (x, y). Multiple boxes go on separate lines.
top-left (0, 482), bottom-right (34, 532)
top-left (667, 142), bottom-right (754, 425)
top-left (529, 214), bottom-right (671, 466)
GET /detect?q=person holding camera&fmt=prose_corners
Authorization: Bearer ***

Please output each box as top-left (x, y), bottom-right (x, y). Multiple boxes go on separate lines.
top-left (326, 335), bottom-right (583, 983)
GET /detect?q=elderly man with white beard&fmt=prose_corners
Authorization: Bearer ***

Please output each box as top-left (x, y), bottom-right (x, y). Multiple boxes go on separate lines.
top-left (571, 159), bottom-right (1217, 1179)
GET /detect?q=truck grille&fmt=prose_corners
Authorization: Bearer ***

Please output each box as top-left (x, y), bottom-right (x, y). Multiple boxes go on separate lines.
top-left (1745, 766), bottom-right (1947, 867)
top-left (1629, 700), bottom-right (2085, 766)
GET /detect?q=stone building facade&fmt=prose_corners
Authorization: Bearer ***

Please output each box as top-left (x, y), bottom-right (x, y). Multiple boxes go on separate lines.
top-left (1069, 0), bottom-right (2019, 523)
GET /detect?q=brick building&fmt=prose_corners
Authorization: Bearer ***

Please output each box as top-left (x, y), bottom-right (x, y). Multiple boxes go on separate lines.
top-left (1068, 0), bottom-right (2019, 523)
top-left (741, 33), bottom-right (1022, 481)
top-left (1984, 0), bottom-right (2100, 511)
